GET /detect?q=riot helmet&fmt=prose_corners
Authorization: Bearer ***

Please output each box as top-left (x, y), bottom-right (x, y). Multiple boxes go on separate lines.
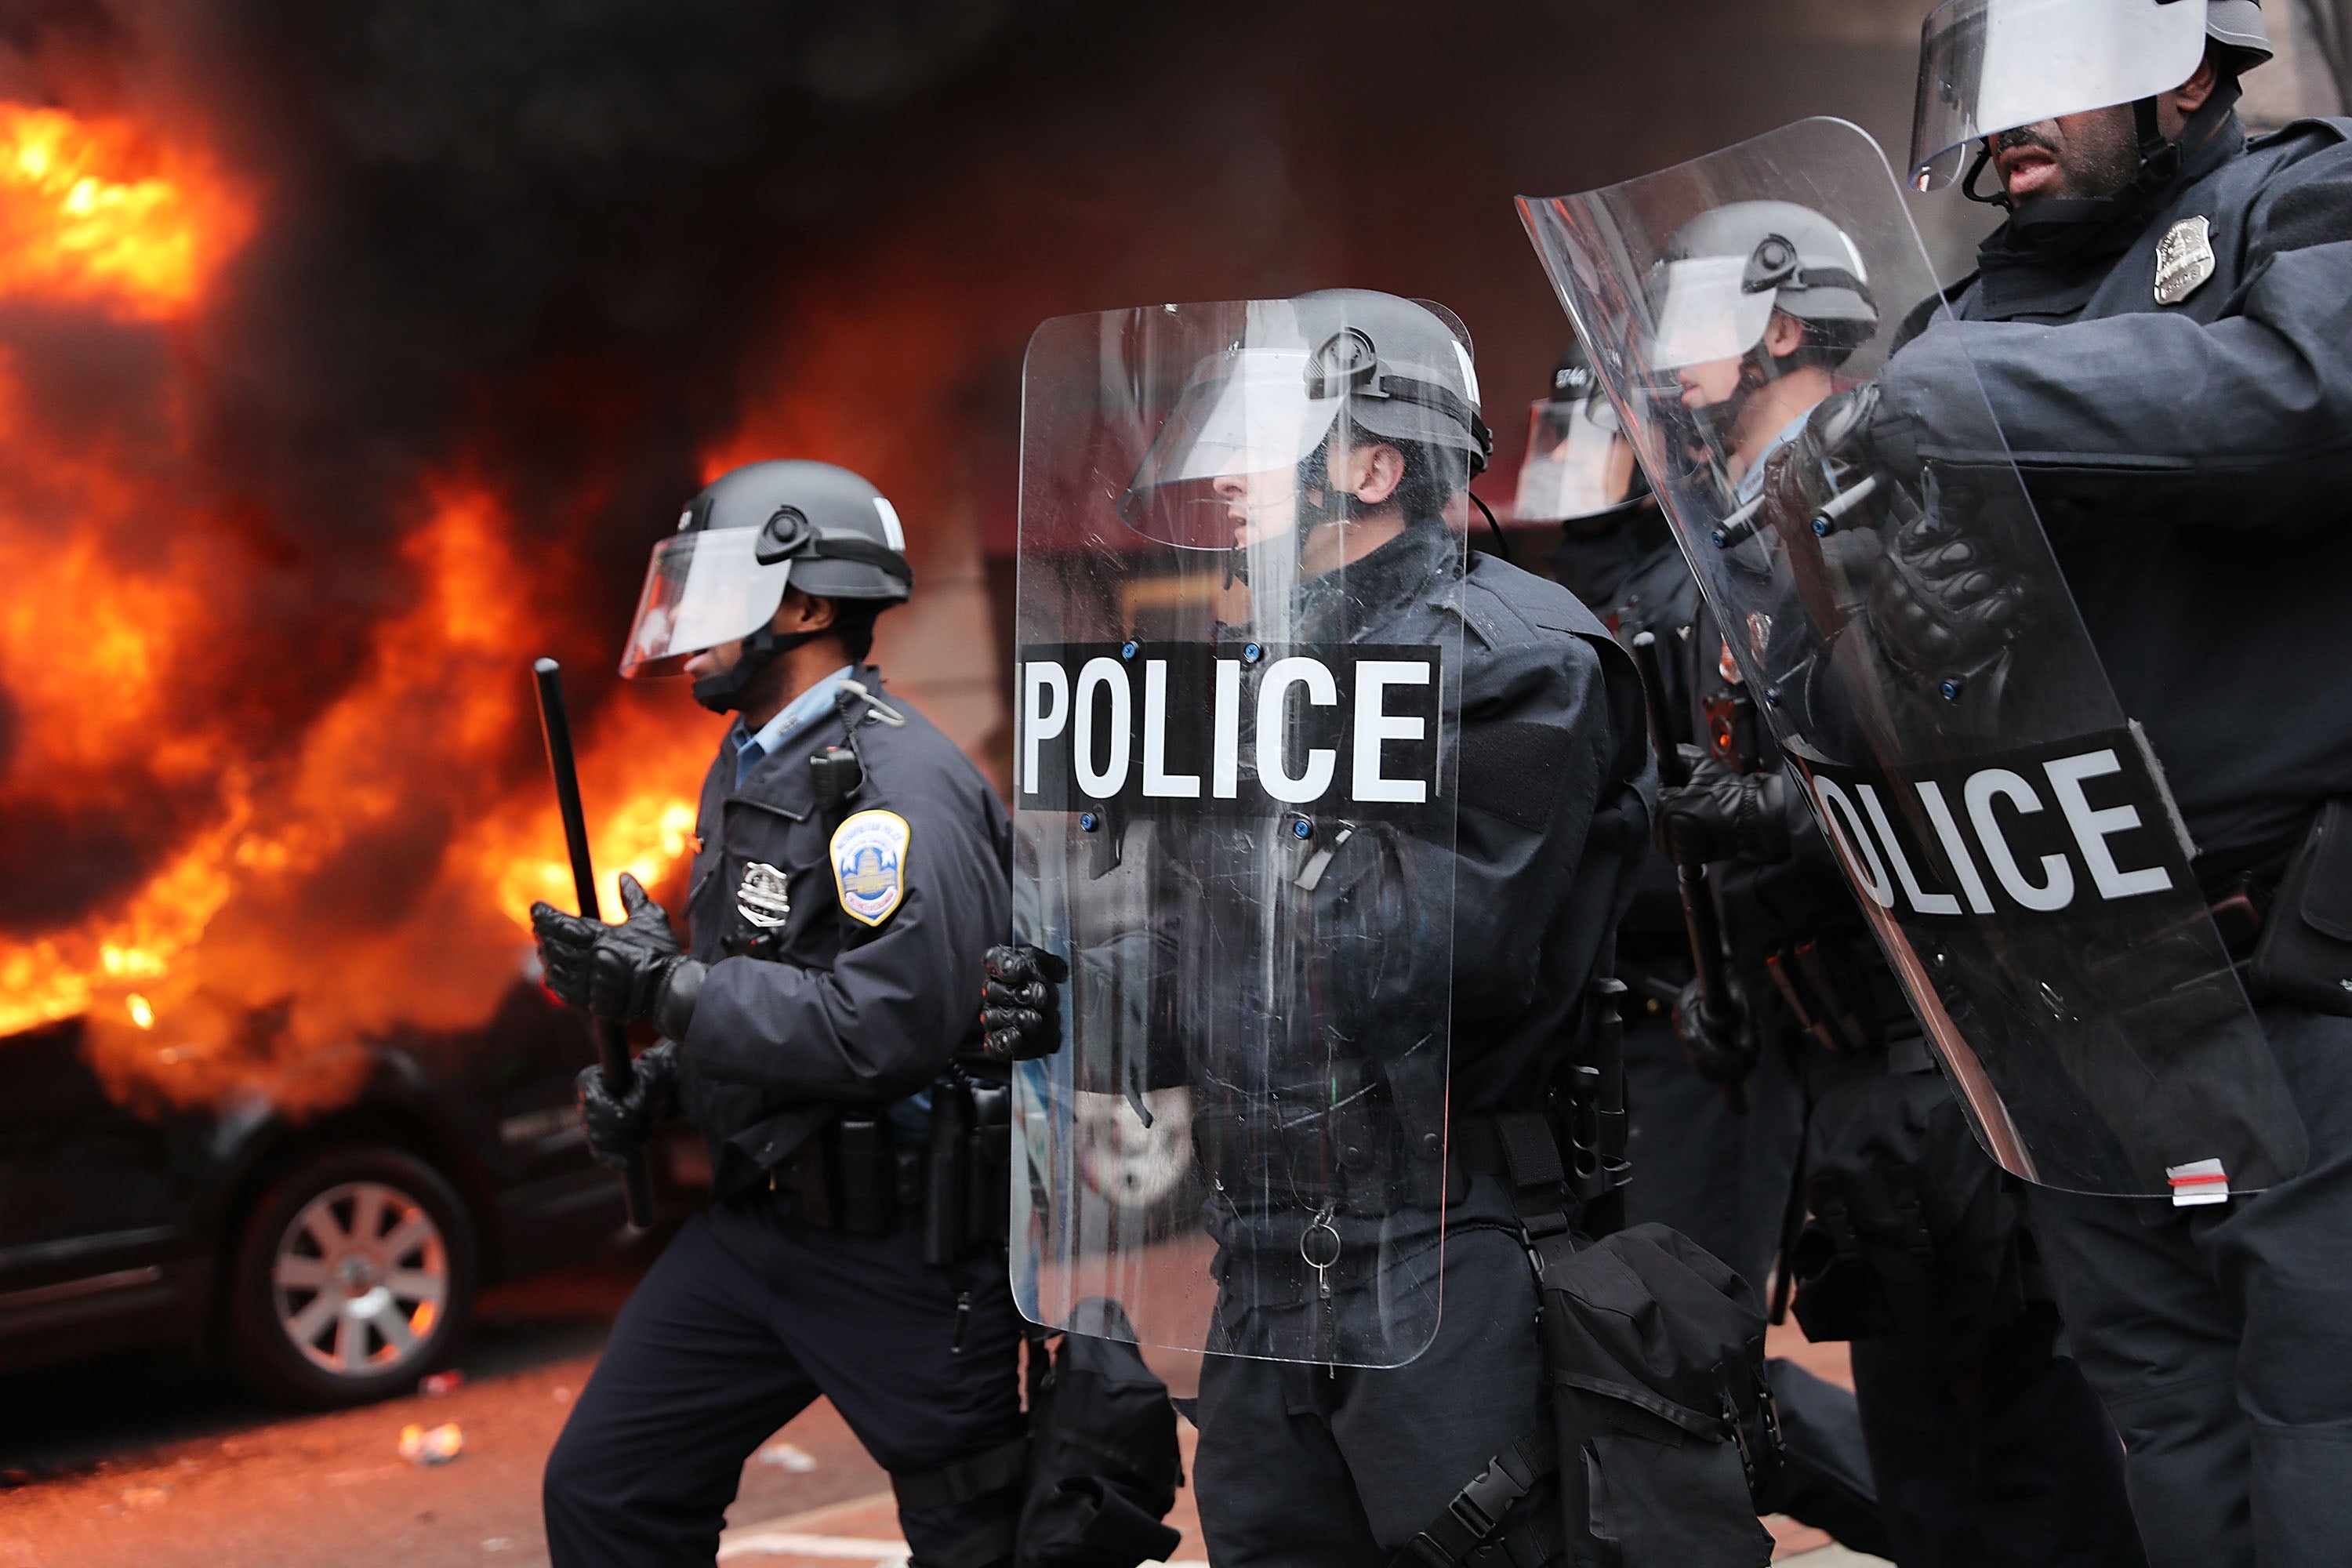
top-left (1119, 289), bottom-right (1492, 552)
top-left (619, 460), bottom-right (914, 706)
top-left (1514, 341), bottom-right (1655, 527)
top-left (1643, 201), bottom-right (1878, 452)
top-left (1910, 0), bottom-right (2273, 194)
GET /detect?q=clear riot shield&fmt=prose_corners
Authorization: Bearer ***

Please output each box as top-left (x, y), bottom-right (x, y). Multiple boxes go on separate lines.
top-left (1519, 117), bottom-right (2304, 1198)
top-left (1010, 299), bottom-right (1466, 1366)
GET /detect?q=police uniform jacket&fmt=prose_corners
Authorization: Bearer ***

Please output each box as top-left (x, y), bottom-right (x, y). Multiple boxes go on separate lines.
top-left (1875, 114), bottom-right (2352, 873)
top-left (674, 669), bottom-right (1011, 1197)
top-left (1275, 523), bottom-right (1653, 1118)
top-left (1554, 508), bottom-right (1704, 976)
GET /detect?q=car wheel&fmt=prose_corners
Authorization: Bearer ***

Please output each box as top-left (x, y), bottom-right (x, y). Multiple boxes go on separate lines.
top-left (225, 1143), bottom-right (479, 1408)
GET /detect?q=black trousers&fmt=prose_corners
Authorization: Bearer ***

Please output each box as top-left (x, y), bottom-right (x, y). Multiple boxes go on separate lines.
top-left (1192, 1218), bottom-right (1549, 1566)
top-left (1849, 1305), bottom-right (2144, 1568)
top-left (543, 1189), bottom-right (1027, 1568)
top-left (1623, 1011), bottom-right (1892, 1556)
top-left (1621, 1004), bottom-right (1806, 1292)
top-left (2029, 1004), bottom-right (2352, 1568)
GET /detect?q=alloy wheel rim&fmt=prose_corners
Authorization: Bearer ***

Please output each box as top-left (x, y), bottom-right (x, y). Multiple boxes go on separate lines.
top-left (270, 1180), bottom-right (448, 1377)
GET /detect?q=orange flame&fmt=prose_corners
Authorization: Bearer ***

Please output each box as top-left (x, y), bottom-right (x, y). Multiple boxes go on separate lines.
top-left (0, 103), bottom-right (252, 318)
top-left (3, 471), bottom-right (716, 1112)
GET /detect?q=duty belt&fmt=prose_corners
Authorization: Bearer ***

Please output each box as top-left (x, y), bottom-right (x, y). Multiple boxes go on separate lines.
top-left (766, 1073), bottom-right (1013, 1266)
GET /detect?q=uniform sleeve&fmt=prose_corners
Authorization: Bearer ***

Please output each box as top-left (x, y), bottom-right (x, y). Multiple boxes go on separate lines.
top-left (681, 782), bottom-right (1008, 1103)
top-left (1876, 140), bottom-right (2352, 532)
top-left (1446, 630), bottom-right (1626, 1015)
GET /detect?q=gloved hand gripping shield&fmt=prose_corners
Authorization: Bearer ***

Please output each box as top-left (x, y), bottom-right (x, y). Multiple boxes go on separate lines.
top-left (1518, 117), bottom-right (2304, 1197)
top-left (1010, 296), bottom-right (1470, 1367)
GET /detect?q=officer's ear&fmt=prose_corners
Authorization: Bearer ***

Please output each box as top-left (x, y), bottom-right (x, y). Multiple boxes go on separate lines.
top-left (1338, 442), bottom-right (1407, 507)
top-left (774, 589), bottom-right (839, 633)
top-left (2165, 49), bottom-right (2220, 122)
top-left (1760, 310), bottom-right (1808, 358)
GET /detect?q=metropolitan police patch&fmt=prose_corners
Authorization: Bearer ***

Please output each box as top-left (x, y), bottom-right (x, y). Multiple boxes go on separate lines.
top-left (830, 810), bottom-right (910, 927)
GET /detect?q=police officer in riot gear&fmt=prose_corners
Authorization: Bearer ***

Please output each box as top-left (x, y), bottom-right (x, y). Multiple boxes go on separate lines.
top-left (1530, 341), bottom-right (1893, 1558)
top-left (1871, 1), bottom-right (2352, 1558)
top-left (1650, 199), bottom-right (2149, 1568)
top-left (993, 289), bottom-right (1661, 1565)
top-left (532, 460), bottom-right (1032, 1568)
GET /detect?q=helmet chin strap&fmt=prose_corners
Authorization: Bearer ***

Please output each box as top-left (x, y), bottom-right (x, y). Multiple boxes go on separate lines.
top-left (690, 622), bottom-right (835, 715)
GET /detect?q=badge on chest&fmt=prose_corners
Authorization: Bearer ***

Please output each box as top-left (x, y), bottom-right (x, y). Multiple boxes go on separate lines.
top-left (737, 862), bottom-right (792, 929)
top-left (831, 810), bottom-right (911, 927)
top-left (2154, 215), bottom-right (2216, 307)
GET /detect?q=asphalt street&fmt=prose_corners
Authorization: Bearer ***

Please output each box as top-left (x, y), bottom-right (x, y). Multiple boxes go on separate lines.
top-left (0, 1228), bottom-right (1865, 1567)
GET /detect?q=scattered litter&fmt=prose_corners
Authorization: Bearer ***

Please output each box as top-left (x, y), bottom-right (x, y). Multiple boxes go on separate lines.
top-left (420, 1370), bottom-right (465, 1396)
top-left (757, 1441), bottom-right (818, 1474)
top-left (120, 1485), bottom-right (172, 1510)
top-left (399, 1423), bottom-right (466, 1465)
top-left (552, 1385), bottom-right (575, 1405)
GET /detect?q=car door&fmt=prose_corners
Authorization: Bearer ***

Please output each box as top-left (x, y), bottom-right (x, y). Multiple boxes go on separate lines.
top-left (0, 1019), bottom-right (210, 1363)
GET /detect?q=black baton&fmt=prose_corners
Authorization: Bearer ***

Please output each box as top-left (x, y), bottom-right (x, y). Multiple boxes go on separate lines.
top-left (532, 657), bottom-right (656, 1228)
top-left (1629, 631), bottom-right (1747, 1114)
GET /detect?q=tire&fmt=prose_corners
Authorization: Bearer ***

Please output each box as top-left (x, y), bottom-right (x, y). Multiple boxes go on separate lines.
top-left (223, 1143), bottom-right (480, 1409)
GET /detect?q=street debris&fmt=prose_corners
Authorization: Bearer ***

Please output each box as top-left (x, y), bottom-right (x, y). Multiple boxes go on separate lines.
top-left (399, 1422), bottom-right (466, 1465)
top-left (756, 1440), bottom-right (818, 1473)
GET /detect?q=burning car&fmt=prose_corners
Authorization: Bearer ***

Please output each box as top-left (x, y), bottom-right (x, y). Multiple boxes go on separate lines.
top-left (0, 982), bottom-right (635, 1407)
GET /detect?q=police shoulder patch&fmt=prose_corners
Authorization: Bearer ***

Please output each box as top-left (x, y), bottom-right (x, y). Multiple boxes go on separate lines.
top-left (830, 809), bottom-right (911, 928)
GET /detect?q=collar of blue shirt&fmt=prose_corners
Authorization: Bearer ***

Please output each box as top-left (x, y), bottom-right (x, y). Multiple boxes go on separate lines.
top-left (731, 665), bottom-right (855, 787)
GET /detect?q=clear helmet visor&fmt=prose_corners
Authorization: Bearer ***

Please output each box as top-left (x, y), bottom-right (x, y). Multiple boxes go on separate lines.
top-left (1120, 348), bottom-right (1346, 549)
top-left (1645, 255), bottom-right (1781, 372)
top-left (618, 528), bottom-right (792, 677)
top-left (1514, 394), bottom-right (1639, 521)
top-left (1909, 0), bottom-right (2211, 191)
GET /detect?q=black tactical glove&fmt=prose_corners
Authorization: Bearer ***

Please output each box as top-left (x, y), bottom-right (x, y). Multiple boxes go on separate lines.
top-left (980, 943), bottom-right (1070, 1063)
top-left (1671, 978), bottom-right (1759, 1087)
top-left (576, 1040), bottom-right (679, 1170)
top-left (532, 873), bottom-right (702, 1029)
top-left (1867, 501), bottom-right (2034, 690)
top-left (1654, 746), bottom-right (1791, 866)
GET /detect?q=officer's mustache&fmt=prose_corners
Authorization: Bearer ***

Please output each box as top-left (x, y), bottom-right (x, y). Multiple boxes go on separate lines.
top-left (1991, 125), bottom-right (2060, 158)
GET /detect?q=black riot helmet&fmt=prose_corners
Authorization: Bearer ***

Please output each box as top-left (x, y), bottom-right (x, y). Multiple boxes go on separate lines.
top-left (1911, 0), bottom-right (2273, 201)
top-left (1514, 340), bottom-right (1655, 529)
top-left (1119, 289), bottom-right (1493, 547)
top-left (619, 459), bottom-right (914, 709)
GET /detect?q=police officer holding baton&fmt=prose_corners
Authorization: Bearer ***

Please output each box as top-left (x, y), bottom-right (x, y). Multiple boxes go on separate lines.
top-left (530, 461), bottom-right (1030, 1568)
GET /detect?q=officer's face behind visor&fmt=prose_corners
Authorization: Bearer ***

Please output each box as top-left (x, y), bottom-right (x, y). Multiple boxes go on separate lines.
top-left (1515, 394), bottom-right (1639, 524)
top-left (1907, 0), bottom-right (2211, 190)
top-left (619, 527), bottom-right (791, 678)
top-left (1122, 348), bottom-right (1340, 549)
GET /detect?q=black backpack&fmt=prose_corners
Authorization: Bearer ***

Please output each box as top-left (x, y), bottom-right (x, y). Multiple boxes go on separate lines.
top-left (1014, 1298), bottom-right (1185, 1568)
top-left (1399, 1221), bottom-right (1779, 1568)
top-left (1544, 1225), bottom-right (1780, 1566)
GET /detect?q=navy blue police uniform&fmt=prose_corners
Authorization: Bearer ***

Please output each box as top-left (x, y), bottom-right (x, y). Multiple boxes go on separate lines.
top-left (1679, 596), bottom-right (2144, 1568)
top-left (1555, 510), bottom-right (1809, 1293)
top-left (1191, 524), bottom-right (1653, 1567)
top-left (1872, 111), bottom-right (2352, 1566)
top-left (543, 672), bottom-right (1028, 1568)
